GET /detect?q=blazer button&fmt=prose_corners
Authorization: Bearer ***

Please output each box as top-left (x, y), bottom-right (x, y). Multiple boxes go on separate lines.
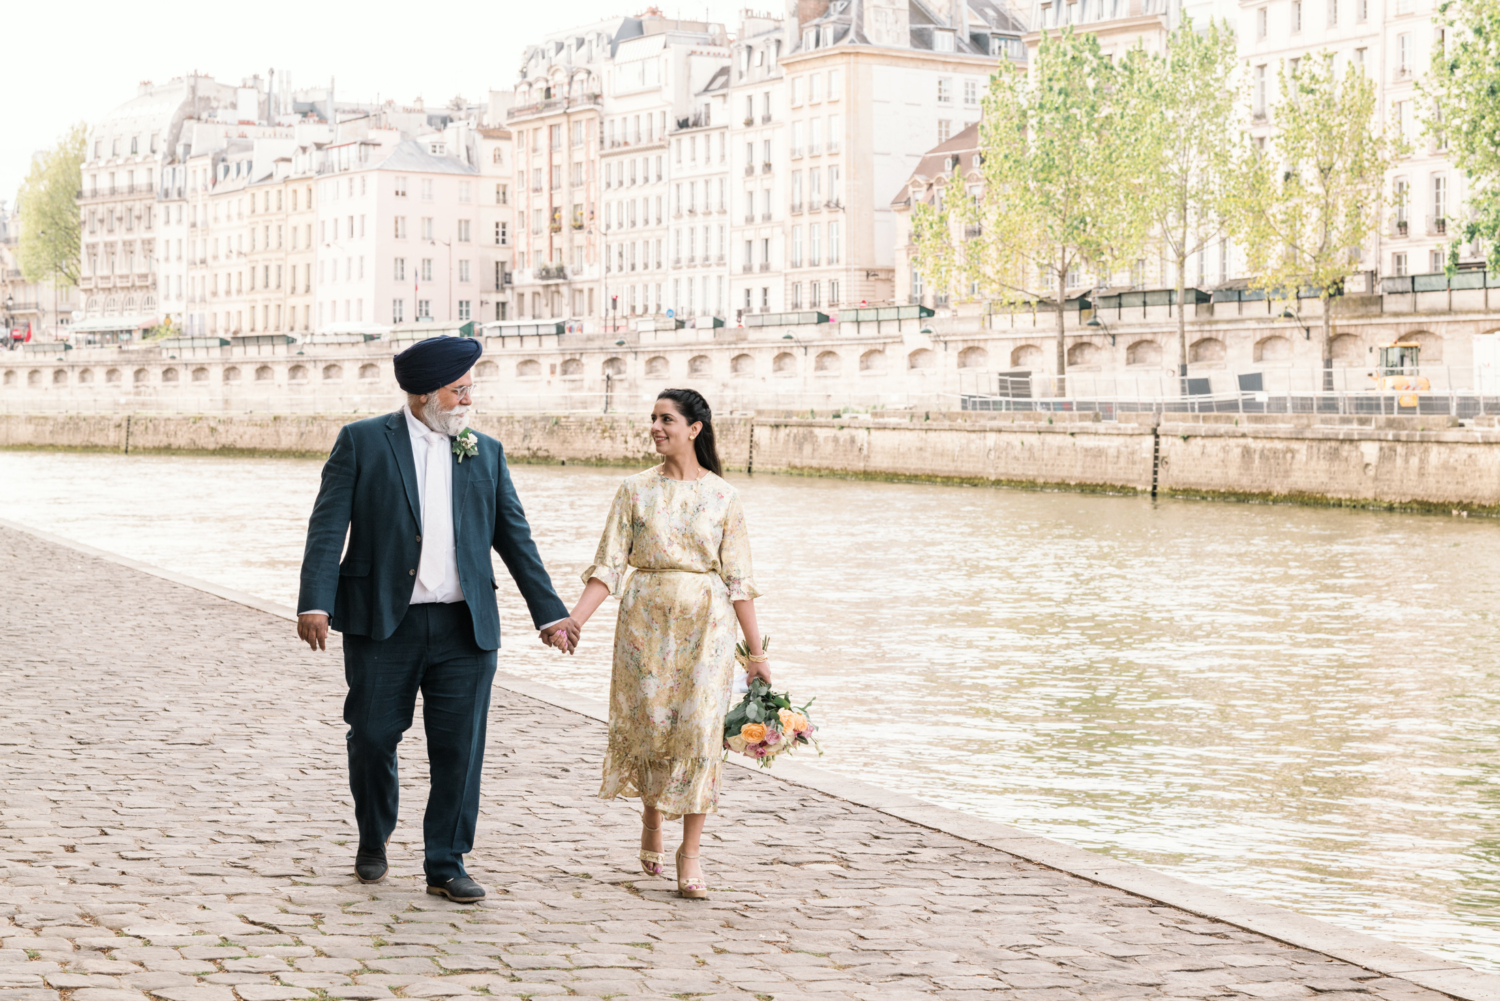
top-left (416, 534), bottom-right (422, 542)
top-left (409, 569), bottom-right (416, 576)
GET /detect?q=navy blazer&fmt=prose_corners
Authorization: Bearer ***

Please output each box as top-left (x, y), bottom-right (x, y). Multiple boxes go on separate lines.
top-left (297, 410), bottom-right (568, 650)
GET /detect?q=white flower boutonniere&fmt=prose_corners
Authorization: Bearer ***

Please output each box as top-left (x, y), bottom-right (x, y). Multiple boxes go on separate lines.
top-left (452, 428), bottom-right (479, 464)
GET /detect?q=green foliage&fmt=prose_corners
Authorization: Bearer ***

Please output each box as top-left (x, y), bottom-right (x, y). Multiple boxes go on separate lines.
top-left (1227, 52), bottom-right (1403, 358)
top-left (911, 28), bottom-right (1153, 386)
top-left (17, 123), bottom-right (86, 288)
top-left (1424, 0), bottom-right (1500, 269)
top-left (1127, 18), bottom-right (1240, 372)
top-left (144, 316), bottom-right (181, 341)
top-left (961, 28), bottom-right (1152, 304)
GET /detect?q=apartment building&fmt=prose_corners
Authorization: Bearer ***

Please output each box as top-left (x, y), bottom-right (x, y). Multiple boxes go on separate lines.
top-left (787, 0), bottom-right (1025, 310)
top-left (728, 13), bottom-right (790, 319)
top-left (509, 17), bottom-right (621, 323)
top-left (476, 127), bottom-right (515, 322)
top-left (77, 75), bottom-right (240, 339)
top-left (598, 16), bottom-right (731, 324)
top-left (666, 66), bottom-right (732, 321)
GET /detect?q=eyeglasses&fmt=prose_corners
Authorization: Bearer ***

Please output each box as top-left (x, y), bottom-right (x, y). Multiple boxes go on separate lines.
top-left (443, 384), bottom-right (473, 400)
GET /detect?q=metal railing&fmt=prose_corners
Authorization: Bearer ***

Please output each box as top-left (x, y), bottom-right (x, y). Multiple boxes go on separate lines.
top-left (955, 365), bottom-right (1500, 418)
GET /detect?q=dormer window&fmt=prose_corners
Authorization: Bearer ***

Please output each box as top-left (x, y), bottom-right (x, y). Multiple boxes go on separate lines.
top-left (934, 29), bottom-right (956, 52)
top-left (429, 142), bottom-right (446, 155)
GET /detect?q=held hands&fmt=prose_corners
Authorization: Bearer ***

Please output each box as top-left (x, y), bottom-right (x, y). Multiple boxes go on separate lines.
top-left (540, 616), bottom-right (582, 654)
top-left (297, 613), bottom-right (329, 652)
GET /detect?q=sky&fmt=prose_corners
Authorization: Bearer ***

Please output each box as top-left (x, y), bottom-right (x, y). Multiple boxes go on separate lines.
top-left (1, 0), bottom-right (752, 206)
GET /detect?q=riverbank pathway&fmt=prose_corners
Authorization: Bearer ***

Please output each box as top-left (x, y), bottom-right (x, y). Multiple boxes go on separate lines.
top-left (0, 524), bottom-right (1475, 1001)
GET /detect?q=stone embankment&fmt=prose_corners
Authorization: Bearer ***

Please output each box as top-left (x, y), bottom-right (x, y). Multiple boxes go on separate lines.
top-left (5, 410), bottom-right (1500, 512)
top-left (4, 521), bottom-right (1500, 1001)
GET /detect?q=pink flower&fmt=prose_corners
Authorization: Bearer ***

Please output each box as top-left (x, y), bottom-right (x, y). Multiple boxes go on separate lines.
top-left (764, 729), bottom-right (783, 745)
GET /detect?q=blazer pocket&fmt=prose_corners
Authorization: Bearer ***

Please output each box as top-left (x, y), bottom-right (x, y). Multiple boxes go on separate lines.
top-left (340, 559), bottom-right (372, 577)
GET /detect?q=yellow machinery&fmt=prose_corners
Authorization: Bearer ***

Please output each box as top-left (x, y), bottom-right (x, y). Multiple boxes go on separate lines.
top-left (1374, 342), bottom-right (1428, 406)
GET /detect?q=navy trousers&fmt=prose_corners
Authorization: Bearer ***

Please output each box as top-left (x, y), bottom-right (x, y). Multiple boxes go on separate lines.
top-left (342, 602), bottom-right (497, 883)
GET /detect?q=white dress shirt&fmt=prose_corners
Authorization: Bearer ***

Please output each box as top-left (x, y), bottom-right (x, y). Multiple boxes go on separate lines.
top-left (405, 403), bottom-right (465, 605)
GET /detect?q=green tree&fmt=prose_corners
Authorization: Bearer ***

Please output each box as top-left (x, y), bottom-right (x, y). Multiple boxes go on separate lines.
top-left (1228, 53), bottom-right (1402, 389)
top-left (913, 27), bottom-right (1152, 395)
top-left (16, 123), bottom-right (86, 289)
top-left (1128, 18), bottom-right (1239, 383)
top-left (1423, 0), bottom-right (1500, 270)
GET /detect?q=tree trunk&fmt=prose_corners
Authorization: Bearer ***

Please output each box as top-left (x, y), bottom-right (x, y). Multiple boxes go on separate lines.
top-left (1322, 298), bottom-right (1335, 395)
top-left (1056, 266), bottom-right (1068, 399)
top-left (1176, 250), bottom-right (1189, 396)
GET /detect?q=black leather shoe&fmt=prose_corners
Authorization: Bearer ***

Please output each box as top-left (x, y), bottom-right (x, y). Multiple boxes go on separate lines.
top-left (426, 875), bottom-right (485, 902)
top-left (354, 846), bottom-right (388, 884)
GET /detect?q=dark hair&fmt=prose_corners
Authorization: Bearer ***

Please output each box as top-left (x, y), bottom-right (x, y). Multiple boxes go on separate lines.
top-left (657, 388), bottom-right (722, 477)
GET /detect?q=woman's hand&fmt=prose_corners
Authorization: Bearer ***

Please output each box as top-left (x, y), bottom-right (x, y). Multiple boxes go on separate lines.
top-left (745, 658), bottom-right (772, 687)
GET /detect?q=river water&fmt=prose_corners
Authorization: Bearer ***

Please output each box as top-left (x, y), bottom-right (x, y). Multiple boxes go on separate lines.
top-left (3, 449), bottom-right (1498, 970)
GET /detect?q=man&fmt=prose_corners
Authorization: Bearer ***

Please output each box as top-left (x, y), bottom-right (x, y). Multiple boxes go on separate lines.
top-left (296, 335), bottom-right (578, 902)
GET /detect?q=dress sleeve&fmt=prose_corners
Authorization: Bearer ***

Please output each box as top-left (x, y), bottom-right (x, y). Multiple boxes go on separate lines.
top-left (718, 493), bottom-right (762, 602)
top-left (582, 482), bottom-right (633, 595)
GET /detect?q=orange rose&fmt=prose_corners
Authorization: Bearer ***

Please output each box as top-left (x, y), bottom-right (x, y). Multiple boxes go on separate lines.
top-left (740, 722), bottom-right (768, 743)
top-left (779, 710), bottom-right (808, 733)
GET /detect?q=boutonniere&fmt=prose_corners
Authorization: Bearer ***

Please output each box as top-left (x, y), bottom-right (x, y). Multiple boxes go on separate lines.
top-left (452, 428), bottom-right (479, 463)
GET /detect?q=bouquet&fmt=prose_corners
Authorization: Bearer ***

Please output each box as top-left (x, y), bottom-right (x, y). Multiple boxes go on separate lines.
top-left (723, 637), bottom-right (820, 768)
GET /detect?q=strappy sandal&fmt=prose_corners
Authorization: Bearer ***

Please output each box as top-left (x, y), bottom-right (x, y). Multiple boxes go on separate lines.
top-left (638, 816), bottom-right (666, 877)
top-left (675, 844), bottom-right (708, 899)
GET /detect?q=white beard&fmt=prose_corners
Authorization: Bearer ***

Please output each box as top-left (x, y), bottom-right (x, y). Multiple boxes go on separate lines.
top-left (423, 396), bottom-right (471, 437)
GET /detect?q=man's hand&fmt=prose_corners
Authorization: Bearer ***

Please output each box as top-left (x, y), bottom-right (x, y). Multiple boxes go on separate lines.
top-left (540, 616), bottom-right (582, 654)
top-left (298, 613), bottom-right (329, 652)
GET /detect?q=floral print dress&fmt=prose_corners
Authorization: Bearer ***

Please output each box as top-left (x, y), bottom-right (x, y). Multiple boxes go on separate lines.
top-left (585, 466), bottom-right (761, 819)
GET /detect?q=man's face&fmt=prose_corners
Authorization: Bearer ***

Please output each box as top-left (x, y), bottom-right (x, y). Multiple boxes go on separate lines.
top-left (432, 371), bottom-right (474, 413)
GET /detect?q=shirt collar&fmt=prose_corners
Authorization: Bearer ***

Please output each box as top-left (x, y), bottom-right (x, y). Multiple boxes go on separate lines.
top-left (403, 402), bottom-right (443, 442)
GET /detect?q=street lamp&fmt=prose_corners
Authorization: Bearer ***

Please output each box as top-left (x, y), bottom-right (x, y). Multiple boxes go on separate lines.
top-left (1279, 306), bottom-right (1311, 340)
top-left (1085, 314), bottom-right (1116, 346)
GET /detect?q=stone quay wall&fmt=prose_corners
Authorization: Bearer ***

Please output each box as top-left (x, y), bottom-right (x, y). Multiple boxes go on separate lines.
top-left (6, 410), bottom-right (1500, 512)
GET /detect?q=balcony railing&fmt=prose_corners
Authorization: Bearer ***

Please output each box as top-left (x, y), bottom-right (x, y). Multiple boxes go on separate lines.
top-left (507, 93), bottom-right (602, 120)
top-left (742, 263), bottom-right (753, 273)
top-left (743, 164), bottom-right (755, 176)
top-left (761, 163), bottom-right (772, 173)
top-left (1428, 215), bottom-right (1448, 236)
top-left (535, 264), bottom-right (568, 281)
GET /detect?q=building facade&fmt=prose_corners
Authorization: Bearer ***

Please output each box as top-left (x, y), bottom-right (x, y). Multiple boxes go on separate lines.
top-left (509, 18), bottom-right (619, 324)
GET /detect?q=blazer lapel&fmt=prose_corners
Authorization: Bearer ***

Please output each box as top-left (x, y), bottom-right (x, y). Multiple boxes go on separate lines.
top-left (450, 438), bottom-right (473, 542)
top-left (384, 411), bottom-right (422, 528)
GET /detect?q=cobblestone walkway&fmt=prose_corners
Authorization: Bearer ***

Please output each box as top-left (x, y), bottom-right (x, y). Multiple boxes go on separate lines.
top-left (0, 525), bottom-right (1459, 1001)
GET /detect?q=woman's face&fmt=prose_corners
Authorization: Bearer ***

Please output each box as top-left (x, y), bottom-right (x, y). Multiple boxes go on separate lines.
top-left (650, 399), bottom-right (702, 458)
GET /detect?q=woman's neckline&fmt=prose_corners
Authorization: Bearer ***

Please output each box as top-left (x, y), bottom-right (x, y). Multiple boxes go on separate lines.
top-left (658, 464), bottom-right (710, 483)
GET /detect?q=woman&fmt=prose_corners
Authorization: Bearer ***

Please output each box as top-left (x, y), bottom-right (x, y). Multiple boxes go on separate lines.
top-left (565, 388), bottom-right (770, 898)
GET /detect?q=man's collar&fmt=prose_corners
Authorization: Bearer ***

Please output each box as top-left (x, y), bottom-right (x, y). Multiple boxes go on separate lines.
top-left (403, 402), bottom-right (436, 439)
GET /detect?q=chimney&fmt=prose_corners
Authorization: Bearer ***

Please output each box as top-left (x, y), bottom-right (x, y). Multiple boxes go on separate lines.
top-left (864, 0), bottom-right (911, 46)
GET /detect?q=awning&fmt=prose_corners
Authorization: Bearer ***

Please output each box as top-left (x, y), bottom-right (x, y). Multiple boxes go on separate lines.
top-left (388, 320), bottom-right (476, 343)
top-left (70, 313), bottom-right (158, 334)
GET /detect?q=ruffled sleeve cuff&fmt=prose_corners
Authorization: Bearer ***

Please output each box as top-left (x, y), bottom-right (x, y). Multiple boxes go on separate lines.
top-left (723, 576), bottom-right (762, 602)
top-left (582, 564), bottom-right (623, 595)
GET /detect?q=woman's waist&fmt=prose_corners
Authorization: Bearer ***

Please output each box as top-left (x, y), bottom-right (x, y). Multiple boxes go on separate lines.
top-left (630, 566), bottom-right (716, 574)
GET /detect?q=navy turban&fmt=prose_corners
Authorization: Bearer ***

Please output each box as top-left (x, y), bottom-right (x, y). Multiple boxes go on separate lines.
top-left (392, 336), bottom-right (483, 394)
